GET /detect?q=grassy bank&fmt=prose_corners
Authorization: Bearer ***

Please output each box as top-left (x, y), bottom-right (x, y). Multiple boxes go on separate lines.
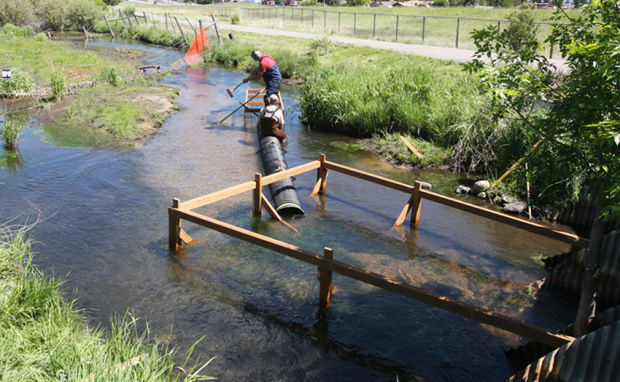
top-left (0, 33), bottom-right (180, 149)
top-left (0, 232), bottom-right (212, 381)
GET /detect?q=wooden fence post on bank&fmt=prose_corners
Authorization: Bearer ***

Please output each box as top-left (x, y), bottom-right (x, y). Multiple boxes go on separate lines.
top-left (318, 247), bottom-right (334, 314)
top-left (104, 16), bottom-right (115, 38)
top-left (174, 17), bottom-right (189, 48)
top-left (212, 14), bottom-right (223, 46)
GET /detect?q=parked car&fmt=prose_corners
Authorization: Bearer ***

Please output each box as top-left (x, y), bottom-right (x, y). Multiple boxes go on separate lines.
top-left (284, 0), bottom-right (298, 5)
top-left (262, 0), bottom-right (275, 5)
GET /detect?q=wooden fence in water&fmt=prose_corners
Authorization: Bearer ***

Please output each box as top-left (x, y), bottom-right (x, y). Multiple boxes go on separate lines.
top-left (168, 154), bottom-right (584, 348)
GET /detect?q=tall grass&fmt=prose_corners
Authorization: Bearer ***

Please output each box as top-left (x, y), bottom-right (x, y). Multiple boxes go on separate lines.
top-left (49, 71), bottom-right (66, 100)
top-left (0, 68), bottom-right (33, 94)
top-left (0, 231), bottom-right (214, 381)
top-left (1, 112), bottom-right (28, 150)
top-left (299, 57), bottom-right (482, 139)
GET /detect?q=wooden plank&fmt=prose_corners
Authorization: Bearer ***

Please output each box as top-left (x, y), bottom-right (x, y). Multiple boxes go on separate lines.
top-left (400, 135), bottom-right (423, 159)
top-left (420, 189), bottom-right (583, 245)
top-left (179, 228), bottom-right (194, 246)
top-left (180, 181), bottom-right (255, 210)
top-left (324, 160), bottom-right (415, 194)
top-left (261, 161), bottom-right (321, 186)
top-left (171, 208), bottom-right (574, 348)
top-left (393, 195), bottom-right (413, 227)
top-left (261, 194), bottom-right (299, 233)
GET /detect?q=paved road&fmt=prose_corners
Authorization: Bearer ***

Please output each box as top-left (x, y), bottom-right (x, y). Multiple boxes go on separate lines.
top-left (218, 23), bottom-right (478, 64)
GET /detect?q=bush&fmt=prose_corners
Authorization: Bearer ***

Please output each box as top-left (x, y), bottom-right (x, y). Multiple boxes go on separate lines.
top-left (1, 23), bottom-right (34, 38)
top-left (50, 71), bottom-right (66, 100)
top-left (100, 67), bottom-right (119, 86)
top-left (0, 0), bottom-right (34, 26)
top-left (0, 68), bottom-right (33, 94)
top-left (103, 0), bottom-right (121, 5)
top-left (231, 13), bottom-right (240, 25)
top-left (346, 0), bottom-right (370, 5)
top-left (1, 112), bottom-right (28, 150)
top-left (433, 0), bottom-right (449, 6)
top-left (301, 0), bottom-right (318, 6)
top-left (65, 0), bottom-right (102, 30)
top-left (37, 0), bottom-right (66, 31)
top-left (35, 33), bottom-right (48, 41)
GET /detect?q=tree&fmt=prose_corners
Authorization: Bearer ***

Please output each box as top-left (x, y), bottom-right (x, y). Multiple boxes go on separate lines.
top-left (467, 0), bottom-right (619, 335)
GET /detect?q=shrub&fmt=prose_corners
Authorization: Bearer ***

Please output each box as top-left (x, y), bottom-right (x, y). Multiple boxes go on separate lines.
top-left (433, 0), bottom-right (449, 6)
top-left (1, 23), bottom-right (34, 37)
top-left (50, 71), bottom-right (66, 100)
top-left (100, 67), bottom-right (119, 86)
top-left (346, 0), bottom-right (370, 5)
top-left (65, 0), bottom-right (103, 30)
top-left (103, 0), bottom-right (121, 5)
top-left (37, 0), bottom-right (66, 31)
top-left (1, 112), bottom-right (28, 150)
top-left (231, 13), bottom-right (240, 25)
top-left (310, 37), bottom-right (334, 56)
top-left (504, 9), bottom-right (539, 53)
top-left (0, 68), bottom-right (33, 94)
top-left (35, 33), bottom-right (48, 41)
top-left (0, 0), bottom-right (34, 26)
top-left (301, 0), bottom-right (318, 6)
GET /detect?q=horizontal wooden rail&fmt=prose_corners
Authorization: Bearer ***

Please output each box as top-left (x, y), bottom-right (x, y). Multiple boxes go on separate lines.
top-left (170, 207), bottom-right (574, 348)
top-left (324, 160), bottom-right (415, 194)
top-left (262, 160), bottom-right (320, 187)
top-left (180, 161), bottom-right (320, 210)
top-left (420, 189), bottom-right (582, 245)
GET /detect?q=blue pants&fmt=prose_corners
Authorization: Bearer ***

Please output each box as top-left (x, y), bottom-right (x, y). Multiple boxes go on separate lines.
top-left (263, 62), bottom-right (282, 104)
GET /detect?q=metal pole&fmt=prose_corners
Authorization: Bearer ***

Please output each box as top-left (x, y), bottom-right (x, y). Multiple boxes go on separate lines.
top-left (422, 16), bottom-right (425, 41)
top-left (324, 10), bottom-right (326, 30)
top-left (373, 13), bottom-right (376, 37)
top-left (395, 15), bottom-right (399, 42)
top-left (338, 12), bottom-right (341, 33)
top-left (455, 17), bottom-right (460, 48)
top-left (354, 13), bottom-right (357, 35)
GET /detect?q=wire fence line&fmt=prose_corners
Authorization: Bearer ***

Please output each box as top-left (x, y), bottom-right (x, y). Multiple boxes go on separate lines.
top-left (123, 2), bottom-right (561, 58)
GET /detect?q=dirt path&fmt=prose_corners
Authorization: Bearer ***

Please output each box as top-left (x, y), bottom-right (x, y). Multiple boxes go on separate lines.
top-left (219, 23), bottom-right (478, 63)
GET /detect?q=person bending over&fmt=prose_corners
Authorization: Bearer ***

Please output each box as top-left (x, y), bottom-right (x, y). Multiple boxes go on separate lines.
top-left (243, 50), bottom-right (282, 105)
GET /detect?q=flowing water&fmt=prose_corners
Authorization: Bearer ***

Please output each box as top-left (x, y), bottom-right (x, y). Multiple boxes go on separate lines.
top-left (0, 40), bottom-right (577, 381)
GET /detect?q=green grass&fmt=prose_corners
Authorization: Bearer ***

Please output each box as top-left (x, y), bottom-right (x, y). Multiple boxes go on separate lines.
top-left (123, 3), bottom-right (580, 53)
top-left (0, 37), bottom-right (138, 89)
top-left (44, 85), bottom-right (179, 147)
top-left (1, 112), bottom-right (28, 150)
top-left (0, 231), bottom-right (214, 381)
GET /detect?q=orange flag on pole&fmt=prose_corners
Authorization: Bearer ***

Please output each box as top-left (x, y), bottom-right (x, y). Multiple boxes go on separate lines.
top-left (184, 27), bottom-right (211, 66)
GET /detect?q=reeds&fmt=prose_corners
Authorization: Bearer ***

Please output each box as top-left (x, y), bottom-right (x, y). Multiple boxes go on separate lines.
top-left (0, 231), bottom-right (215, 381)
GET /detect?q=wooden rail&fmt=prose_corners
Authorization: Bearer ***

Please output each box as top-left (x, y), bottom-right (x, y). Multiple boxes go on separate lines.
top-left (169, 154), bottom-right (584, 349)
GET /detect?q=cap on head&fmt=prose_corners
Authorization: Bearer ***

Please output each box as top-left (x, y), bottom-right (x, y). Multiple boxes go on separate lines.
top-left (251, 50), bottom-right (261, 59)
top-left (267, 94), bottom-right (279, 105)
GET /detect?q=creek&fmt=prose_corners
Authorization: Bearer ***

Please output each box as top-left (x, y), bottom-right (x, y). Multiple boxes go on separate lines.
top-left (0, 39), bottom-right (576, 381)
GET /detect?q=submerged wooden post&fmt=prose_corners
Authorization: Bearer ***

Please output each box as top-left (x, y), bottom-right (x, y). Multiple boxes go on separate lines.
top-left (253, 173), bottom-right (262, 217)
top-left (310, 154), bottom-right (328, 196)
top-left (104, 16), bottom-right (115, 38)
top-left (318, 247), bottom-right (334, 314)
top-left (410, 181), bottom-right (423, 228)
top-left (169, 198), bottom-right (181, 252)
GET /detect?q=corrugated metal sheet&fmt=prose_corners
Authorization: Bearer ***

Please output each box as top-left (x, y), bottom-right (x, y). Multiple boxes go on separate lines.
top-left (544, 229), bottom-right (620, 309)
top-left (508, 320), bottom-right (620, 382)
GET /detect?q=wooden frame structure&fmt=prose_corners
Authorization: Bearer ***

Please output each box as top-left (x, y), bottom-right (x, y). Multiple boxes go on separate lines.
top-left (169, 154), bottom-right (584, 348)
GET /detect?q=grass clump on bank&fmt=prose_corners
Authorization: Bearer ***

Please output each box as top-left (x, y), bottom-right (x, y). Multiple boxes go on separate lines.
top-left (0, 231), bottom-right (213, 381)
top-left (42, 85), bottom-right (180, 148)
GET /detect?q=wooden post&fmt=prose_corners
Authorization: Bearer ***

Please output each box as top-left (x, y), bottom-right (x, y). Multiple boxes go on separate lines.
top-left (125, 10), bottom-right (133, 28)
top-left (174, 17), bottom-right (189, 48)
top-left (395, 15), bottom-right (399, 42)
top-left (311, 154), bottom-right (328, 197)
top-left (410, 181), bottom-right (423, 228)
top-left (422, 16), bottom-right (426, 41)
top-left (143, 11), bottom-right (147, 25)
top-left (455, 17), bottom-right (460, 48)
top-left (373, 13), bottom-right (376, 37)
top-left (186, 16), bottom-right (197, 35)
top-left (199, 20), bottom-right (206, 64)
top-left (211, 14), bottom-right (223, 46)
top-left (165, 13), bottom-right (169, 31)
top-left (318, 247), bottom-right (334, 314)
top-left (104, 16), bottom-right (115, 38)
top-left (119, 10), bottom-right (128, 30)
top-left (253, 173), bottom-right (262, 217)
top-left (168, 198), bottom-right (181, 252)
